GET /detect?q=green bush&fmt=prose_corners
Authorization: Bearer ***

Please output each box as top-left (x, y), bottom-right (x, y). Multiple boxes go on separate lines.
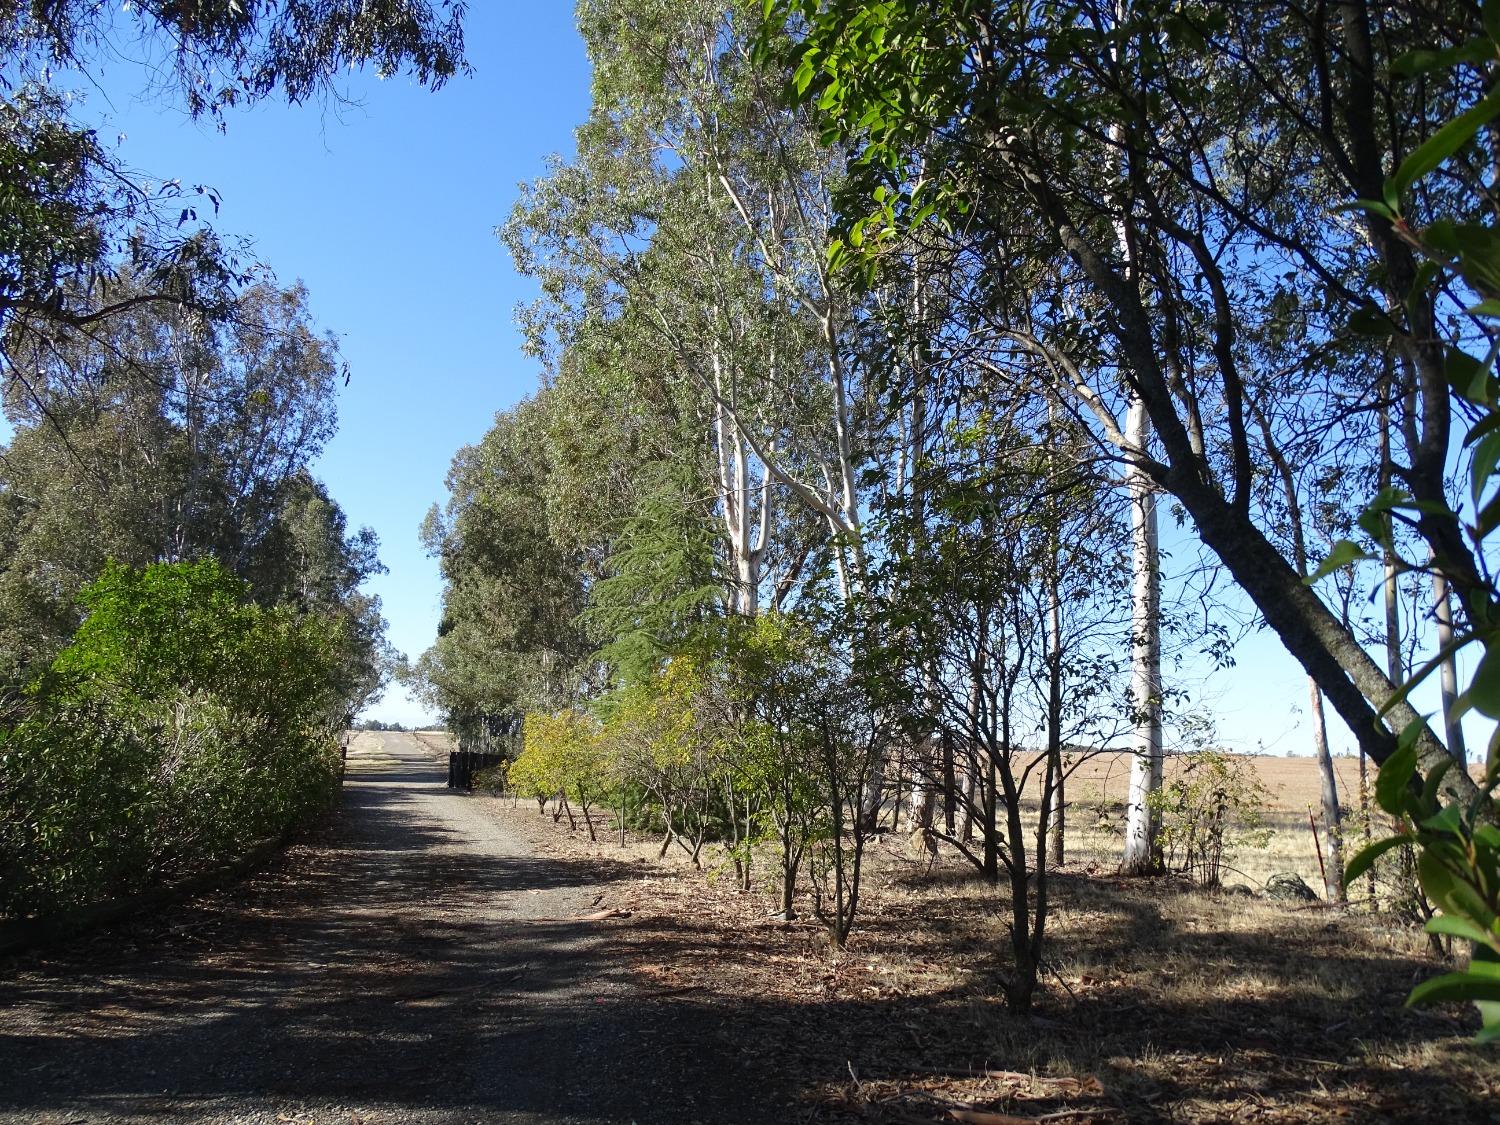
top-left (0, 560), bottom-right (347, 918)
top-left (470, 764), bottom-right (509, 793)
top-left (1148, 750), bottom-right (1273, 888)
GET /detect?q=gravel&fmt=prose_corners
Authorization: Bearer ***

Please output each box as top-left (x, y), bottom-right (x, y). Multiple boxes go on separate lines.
top-left (0, 732), bottom-right (780, 1125)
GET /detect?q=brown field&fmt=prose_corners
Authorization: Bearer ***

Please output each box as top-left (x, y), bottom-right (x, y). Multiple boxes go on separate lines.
top-left (1044, 750), bottom-right (1489, 895)
top-left (1051, 750), bottom-right (1372, 892)
top-left (421, 730), bottom-right (1451, 896)
top-left (1058, 748), bottom-right (1372, 815)
top-left (410, 728), bottom-right (457, 756)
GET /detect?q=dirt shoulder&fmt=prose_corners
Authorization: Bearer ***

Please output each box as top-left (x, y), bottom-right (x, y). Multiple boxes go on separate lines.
top-left (492, 793), bottom-right (1500, 1124)
top-left (0, 733), bottom-right (789, 1125)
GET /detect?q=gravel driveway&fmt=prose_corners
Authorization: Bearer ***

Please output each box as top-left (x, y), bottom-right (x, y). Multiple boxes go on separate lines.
top-left (0, 732), bottom-right (779, 1125)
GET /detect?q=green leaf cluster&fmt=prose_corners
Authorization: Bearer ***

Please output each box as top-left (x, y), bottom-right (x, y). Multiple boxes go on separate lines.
top-left (1345, 723), bottom-right (1500, 1040)
top-left (0, 560), bottom-right (348, 918)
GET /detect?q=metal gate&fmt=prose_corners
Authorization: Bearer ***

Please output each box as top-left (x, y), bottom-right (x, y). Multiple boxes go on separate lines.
top-left (447, 750), bottom-right (506, 790)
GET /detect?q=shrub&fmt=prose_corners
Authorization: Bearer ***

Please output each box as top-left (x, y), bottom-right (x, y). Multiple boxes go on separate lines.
top-left (1149, 750), bottom-right (1273, 888)
top-left (470, 764), bottom-right (508, 793)
top-left (513, 708), bottom-right (608, 836)
top-left (0, 560), bottom-right (347, 918)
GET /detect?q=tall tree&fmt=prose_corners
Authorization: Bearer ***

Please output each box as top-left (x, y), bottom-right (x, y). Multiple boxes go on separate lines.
top-left (766, 0), bottom-right (1489, 799)
top-left (0, 279), bottom-right (375, 681)
top-left (414, 392), bottom-right (593, 730)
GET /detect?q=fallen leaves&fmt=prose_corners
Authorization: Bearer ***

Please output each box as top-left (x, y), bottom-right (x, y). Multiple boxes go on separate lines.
top-left (476, 797), bottom-right (1500, 1124)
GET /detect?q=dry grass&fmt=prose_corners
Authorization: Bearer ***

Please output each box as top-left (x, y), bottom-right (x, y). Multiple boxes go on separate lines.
top-left (409, 729), bottom-right (456, 757)
top-left (483, 789), bottom-right (1500, 1124)
top-left (416, 735), bottom-right (1399, 889)
top-left (428, 735), bottom-right (1419, 893)
top-left (1048, 750), bottom-right (1453, 892)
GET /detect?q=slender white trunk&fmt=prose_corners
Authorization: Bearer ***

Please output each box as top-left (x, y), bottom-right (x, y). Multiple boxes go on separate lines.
top-left (907, 734), bottom-right (937, 830)
top-left (1247, 394), bottom-right (1344, 901)
top-left (1120, 396), bottom-right (1163, 874)
top-left (904, 359), bottom-right (934, 831)
top-left (1431, 559), bottom-right (1466, 764)
top-left (1307, 677), bottom-right (1346, 902)
top-left (1103, 75), bottom-right (1164, 873)
top-left (711, 344), bottom-right (771, 617)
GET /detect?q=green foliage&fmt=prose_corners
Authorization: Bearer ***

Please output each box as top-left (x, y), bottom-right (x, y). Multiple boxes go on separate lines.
top-left (1292, 5), bottom-right (1500, 1041)
top-left (0, 279), bottom-right (388, 692)
top-left (594, 655), bottom-right (739, 854)
top-left (0, 0), bottom-right (426, 928)
top-left (724, 615), bottom-right (824, 826)
top-left (1148, 750), bottom-right (1273, 889)
top-left (411, 392), bottom-right (592, 728)
top-left (1, 1), bottom-right (467, 118)
top-left (598, 657), bottom-right (721, 781)
top-left (583, 460), bottom-right (723, 683)
top-left (0, 560), bottom-right (347, 918)
top-left (469, 764), bottom-right (508, 793)
top-left (1347, 729), bottom-right (1500, 1041)
top-left (512, 709), bottom-right (607, 806)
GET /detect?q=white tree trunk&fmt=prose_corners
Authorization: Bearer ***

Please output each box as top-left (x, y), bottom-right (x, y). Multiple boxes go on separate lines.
top-left (906, 736), bottom-right (937, 831)
top-left (711, 346), bottom-right (771, 618)
top-left (1307, 677), bottom-right (1346, 902)
top-left (1431, 560), bottom-right (1466, 764)
top-left (1120, 396), bottom-right (1163, 874)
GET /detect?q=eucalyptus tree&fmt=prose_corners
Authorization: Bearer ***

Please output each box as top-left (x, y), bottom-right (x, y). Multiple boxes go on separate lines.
top-left (506, 128), bottom-right (787, 624)
top-left (511, 0), bottom-right (997, 830)
top-left (415, 391), bottom-right (593, 731)
top-left (6, 278), bottom-right (339, 559)
top-left (250, 473), bottom-right (396, 717)
top-left (509, 0), bottom-right (891, 616)
top-left (765, 0), bottom-right (1488, 801)
top-left (0, 278), bottom-right (366, 677)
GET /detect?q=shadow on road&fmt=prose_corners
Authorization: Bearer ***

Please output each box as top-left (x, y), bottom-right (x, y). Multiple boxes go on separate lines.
top-left (0, 737), bottom-right (784, 1124)
top-left (3, 737), bottom-right (1486, 1125)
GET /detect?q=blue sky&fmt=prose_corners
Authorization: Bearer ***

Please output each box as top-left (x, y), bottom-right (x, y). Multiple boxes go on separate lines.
top-left (68, 6), bottom-right (591, 726)
top-left (50, 4), bottom-right (1478, 759)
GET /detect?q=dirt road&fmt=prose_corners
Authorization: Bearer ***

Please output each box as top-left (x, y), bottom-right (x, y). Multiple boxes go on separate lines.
top-left (0, 732), bottom-right (779, 1124)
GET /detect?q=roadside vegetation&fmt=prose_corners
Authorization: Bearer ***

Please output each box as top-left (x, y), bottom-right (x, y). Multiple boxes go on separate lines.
top-left (0, 560), bottom-right (354, 916)
top-left (4, 0), bottom-right (1500, 1116)
top-left (489, 775), bottom-right (1498, 1123)
top-left (413, 0), bottom-right (1500, 1063)
top-left (0, 2), bottom-right (460, 923)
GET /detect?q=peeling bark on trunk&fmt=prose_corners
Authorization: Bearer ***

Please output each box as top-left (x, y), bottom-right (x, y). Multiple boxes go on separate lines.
top-left (710, 345), bottom-right (772, 619)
